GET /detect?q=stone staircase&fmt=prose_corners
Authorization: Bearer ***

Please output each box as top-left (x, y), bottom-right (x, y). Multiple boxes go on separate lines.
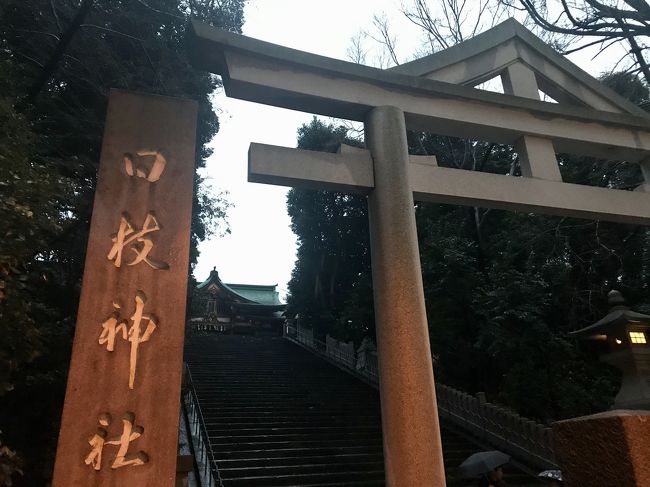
top-left (184, 335), bottom-right (539, 486)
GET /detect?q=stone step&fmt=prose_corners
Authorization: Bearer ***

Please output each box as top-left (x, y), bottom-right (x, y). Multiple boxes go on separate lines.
top-left (220, 461), bottom-right (385, 478)
top-left (208, 431), bottom-right (382, 445)
top-left (282, 482), bottom-right (384, 487)
top-left (220, 469), bottom-right (386, 487)
top-left (206, 425), bottom-right (382, 436)
top-left (208, 438), bottom-right (384, 452)
top-left (199, 405), bottom-right (380, 415)
top-left (204, 419), bottom-right (380, 428)
top-left (216, 453), bottom-right (385, 468)
top-left (214, 445), bottom-right (384, 460)
top-left (185, 335), bottom-right (540, 487)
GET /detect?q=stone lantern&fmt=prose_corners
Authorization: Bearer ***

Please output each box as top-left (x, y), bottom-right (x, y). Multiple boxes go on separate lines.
top-left (571, 290), bottom-right (650, 410)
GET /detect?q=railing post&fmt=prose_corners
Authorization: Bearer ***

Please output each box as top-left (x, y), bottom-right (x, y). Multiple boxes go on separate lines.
top-left (282, 323), bottom-right (558, 470)
top-left (476, 392), bottom-right (487, 405)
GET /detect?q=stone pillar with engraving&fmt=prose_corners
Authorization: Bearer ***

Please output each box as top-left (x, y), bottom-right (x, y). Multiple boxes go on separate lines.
top-left (52, 90), bottom-right (197, 487)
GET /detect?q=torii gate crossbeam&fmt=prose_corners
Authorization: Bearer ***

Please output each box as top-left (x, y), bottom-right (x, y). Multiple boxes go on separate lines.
top-left (188, 19), bottom-right (650, 487)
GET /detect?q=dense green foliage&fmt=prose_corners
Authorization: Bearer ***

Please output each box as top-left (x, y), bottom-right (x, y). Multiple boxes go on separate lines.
top-left (0, 1), bottom-right (243, 485)
top-left (287, 76), bottom-right (650, 424)
top-left (286, 119), bottom-right (374, 342)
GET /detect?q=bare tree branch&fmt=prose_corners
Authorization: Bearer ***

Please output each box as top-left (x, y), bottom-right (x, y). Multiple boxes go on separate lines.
top-left (346, 32), bottom-right (368, 64)
top-left (27, 0), bottom-right (94, 101)
top-left (135, 0), bottom-right (184, 20)
top-left (366, 14), bottom-right (400, 65)
top-left (50, 0), bottom-right (63, 33)
top-left (506, 0), bottom-right (650, 82)
top-left (403, 0), bottom-right (510, 53)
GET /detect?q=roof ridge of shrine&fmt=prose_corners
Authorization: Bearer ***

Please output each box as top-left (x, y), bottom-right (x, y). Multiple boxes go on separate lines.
top-left (226, 282), bottom-right (279, 290)
top-left (196, 268), bottom-right (283, 305)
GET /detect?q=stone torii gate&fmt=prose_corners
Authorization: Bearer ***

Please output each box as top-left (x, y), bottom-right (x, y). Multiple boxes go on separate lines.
top-left (189, 18), bottom-right (650, 487)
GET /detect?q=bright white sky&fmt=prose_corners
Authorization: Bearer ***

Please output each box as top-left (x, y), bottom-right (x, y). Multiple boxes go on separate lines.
top-left (193, 0), bottom-right (627, 299)
top-left (194, 0), bottom-right (416, 297)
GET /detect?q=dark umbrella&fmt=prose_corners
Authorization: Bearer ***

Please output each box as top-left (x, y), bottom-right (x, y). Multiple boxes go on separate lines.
top-left (459, 451), bottom-right (510, 478)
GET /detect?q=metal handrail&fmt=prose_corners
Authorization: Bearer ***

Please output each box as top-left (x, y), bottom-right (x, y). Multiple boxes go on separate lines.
top-left (183, 364), bottom-right (225, 487)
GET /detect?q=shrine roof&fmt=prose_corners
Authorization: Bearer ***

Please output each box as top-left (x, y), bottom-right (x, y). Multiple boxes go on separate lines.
top-left (197, 268), bottom-right (284, 306)
top-left (226, 283), bottom-right (283, 306)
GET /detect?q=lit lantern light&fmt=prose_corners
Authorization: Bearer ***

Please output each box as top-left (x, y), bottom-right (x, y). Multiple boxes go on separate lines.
top-left (571, 290), bottom-right (650, 410)
top-left (629, 331), bottom-right (647, 344)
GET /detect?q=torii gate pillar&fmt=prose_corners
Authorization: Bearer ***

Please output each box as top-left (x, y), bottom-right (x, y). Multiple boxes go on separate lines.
top-left (188, 17), bottom-right (650, 486)
top-left (366, 106), bottom-right (446, 486)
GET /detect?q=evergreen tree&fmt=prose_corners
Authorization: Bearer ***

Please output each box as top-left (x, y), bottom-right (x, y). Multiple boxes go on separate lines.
top-left (286, 119), bottom-right (374, 342)
top-left (0, 1), bottom-right (244, 484)
top-left (287, 75), bottom-right (648, 423)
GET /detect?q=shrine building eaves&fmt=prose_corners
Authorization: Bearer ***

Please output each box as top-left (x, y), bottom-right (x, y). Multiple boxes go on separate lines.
top-left (227, 283), bottom-right (283, 306)
top-left (197, 268), bottom-right (283, 305)
top-left (188, 19), bottom-right (650, 163)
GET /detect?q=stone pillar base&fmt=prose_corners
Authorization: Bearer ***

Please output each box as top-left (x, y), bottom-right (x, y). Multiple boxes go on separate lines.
top-left (552, 410), bottom-right (650, 487)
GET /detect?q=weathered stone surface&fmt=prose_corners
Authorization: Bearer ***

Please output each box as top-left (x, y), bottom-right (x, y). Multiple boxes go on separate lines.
top-left (52, 91), bottom-right (196, 487)
top-left (188, 19), bottom-right (650, 162)
top-left (553, 410), bottom-right (650, 487)
top-left (249, 142), bottom-right (650, 224)
top-left (391, 19), bottom-right (640, 115)
top-left (366, 106), bottom-right (446, 487)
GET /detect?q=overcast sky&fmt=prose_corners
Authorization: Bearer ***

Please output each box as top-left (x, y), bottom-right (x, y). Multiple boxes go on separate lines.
top-left (193, 0), bottom-right (415, 296)
top-left (193, 0), bottom-right (626, 299)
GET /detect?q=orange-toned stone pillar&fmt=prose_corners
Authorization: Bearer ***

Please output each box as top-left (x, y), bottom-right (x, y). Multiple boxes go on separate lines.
top-left (365, 106), bottom-right (446, 487)
top-left (52, 90), bottom-right (197, 486)
top-left (553, 410), bottom-right (650, 487)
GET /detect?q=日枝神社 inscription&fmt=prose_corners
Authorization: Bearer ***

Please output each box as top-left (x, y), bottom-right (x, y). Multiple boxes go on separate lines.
top-left (84, 412), bottom-right (148, 470)
top-left (52, 90), bottom-right (197, 486)
top-left (107, 212), bottom-right (169, 270)
top-left (98, 291), bottom-right (157, 390)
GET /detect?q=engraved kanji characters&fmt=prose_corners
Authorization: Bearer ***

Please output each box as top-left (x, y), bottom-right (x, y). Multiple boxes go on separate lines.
top-left (84, 146), bottom-right (169, 472)
top-left (84, 412), bottom-right (149, 470)
top-left (123, 150), bottom-right (167, 182)
top-left (107, 212), bottom-right (169, 270)
top-left (98, 302), bottom-right (127, 352)
top-left (84, 413), bottom-right (111, 471)
top-left (99, 291), bottom-right (157, 390)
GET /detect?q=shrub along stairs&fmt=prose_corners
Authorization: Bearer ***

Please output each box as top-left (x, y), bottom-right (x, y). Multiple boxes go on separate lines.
top-left (184, 335), bottom-right (538, 486)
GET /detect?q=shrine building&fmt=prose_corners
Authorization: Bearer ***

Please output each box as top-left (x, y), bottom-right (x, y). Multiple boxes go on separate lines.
top-left (190, 267), bottom-right (286, 334)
